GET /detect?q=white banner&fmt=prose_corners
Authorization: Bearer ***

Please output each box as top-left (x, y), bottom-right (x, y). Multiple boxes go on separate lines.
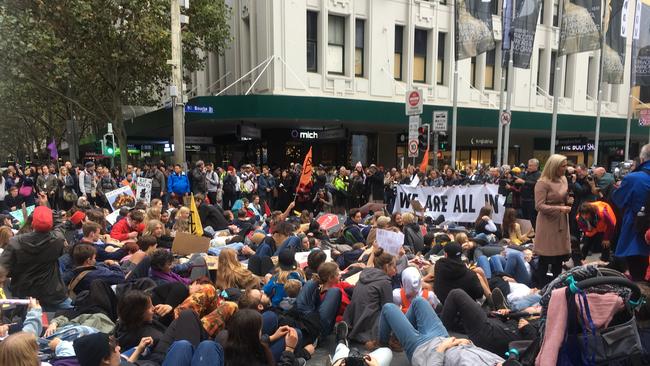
top-left (393, 184), bottom-right (506, 224)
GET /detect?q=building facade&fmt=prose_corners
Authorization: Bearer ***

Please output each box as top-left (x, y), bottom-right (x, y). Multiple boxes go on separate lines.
top-left (128, 0), bottom-right (649, 169)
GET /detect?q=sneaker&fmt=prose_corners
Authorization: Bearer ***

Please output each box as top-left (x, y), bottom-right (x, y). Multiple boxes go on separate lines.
top-left (296, 358), bottom-right (306, 366)
top-left (335, 321), bottom-right (349, 347)
top-left (492, 288), bottom-right (510, 311)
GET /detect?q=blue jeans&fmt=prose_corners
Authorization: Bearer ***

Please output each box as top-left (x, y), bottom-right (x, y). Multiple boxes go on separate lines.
top-left (476, 255), bottom-right (492, 278)
top-left (42, 297), bottom-right (74, 312)
top-left (510, 293), bottom-right (542, 311)
top-left (162, 340), bottom-right (224, 366)
top-left (503, 250), bottom-right (531, 285)
top-left (296, 280), bottom-right (342, 336)
top-left (378, 297), bottom-right (448, 361)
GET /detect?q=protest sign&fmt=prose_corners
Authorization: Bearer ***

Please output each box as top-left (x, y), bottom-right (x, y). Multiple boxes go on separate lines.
top-left (393, 184), bottom-right (506, 224)
top-left (171, 232), bottom-right (210, 256)
top-left (9, 205), bottom-right (35, 226)
top-left (105, 186), bottom-right (136, 211)
top-left (295, 249), bottom-right (332, 269)
top-left (136, 177), bottom-right (152, 203)
top-left (376, 229), bottom-right (404, 256)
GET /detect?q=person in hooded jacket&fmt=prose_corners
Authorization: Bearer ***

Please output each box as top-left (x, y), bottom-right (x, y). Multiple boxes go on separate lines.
top-left (342, 208), bottom-right (365, 245)
top-left (402, 213), bottom-right (425, 254)
top-left (343, 248), bottom-right (396, 347)
top-left (433, 242), bottom-right (484, 304)
top-left (0, 204), bottom-right (70, 310)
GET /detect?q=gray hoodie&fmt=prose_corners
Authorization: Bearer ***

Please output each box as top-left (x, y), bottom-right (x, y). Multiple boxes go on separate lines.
top-left (343, 267), bottom-right (393, 343)
top-left (411, 337), bottom-right (504, 366)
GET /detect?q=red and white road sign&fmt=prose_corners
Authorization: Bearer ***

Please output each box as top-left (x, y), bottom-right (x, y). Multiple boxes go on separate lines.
top-left (408, 139), bottom-right (419, 157)
top-left (405, 88), bottom-right (423, 115)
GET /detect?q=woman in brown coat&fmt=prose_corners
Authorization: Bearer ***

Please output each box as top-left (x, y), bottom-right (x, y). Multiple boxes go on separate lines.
top-left (534, 154), bottom-right (572, 286)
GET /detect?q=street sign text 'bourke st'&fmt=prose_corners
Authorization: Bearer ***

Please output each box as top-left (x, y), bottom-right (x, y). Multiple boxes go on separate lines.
top-left (405, 88), bottom-right (423, 116)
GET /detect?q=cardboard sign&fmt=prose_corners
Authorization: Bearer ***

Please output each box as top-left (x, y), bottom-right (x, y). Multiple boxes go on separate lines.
top-left (105, 185), bottom-right (136, 211)
top-left (136, 177), bottom-right (152, 202)
top-left (171, 232), bottom-right (210, 256)
top-left (376, 229), bottom-right (404, 256)
top-left (317, 214), bottom-right (340, 231)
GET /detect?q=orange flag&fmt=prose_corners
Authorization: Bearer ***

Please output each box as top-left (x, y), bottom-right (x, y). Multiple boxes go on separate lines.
top-left (419, 147), bottom-right (429, 173)
top-left (297, 147), bottom-right (313, 193)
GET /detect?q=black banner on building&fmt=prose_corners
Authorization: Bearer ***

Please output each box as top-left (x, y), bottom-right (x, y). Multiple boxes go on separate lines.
top-left (455, 0), bottom-right (496, 60)
top-left (633, 0), bottom-right (650, 85)
top-left (502, 0), bottom-right (543, 69)
top-left (559, 0), bottom-right (602, 55)
top-left (603, 0), bottom-right (627, 84)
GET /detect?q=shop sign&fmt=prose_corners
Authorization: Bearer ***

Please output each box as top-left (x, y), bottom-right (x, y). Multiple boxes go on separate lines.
top-left (558, 143), bottom-right (595, 152)
top-left (186, 144), bottom-right (202, 152)
top-left (470, 138), bottom-right (494, 145)
top-left (290, 128), bottom-right (346, 140)
top-left (141, 144), bottom-right (153, 151)
top-left (238, 125), bottom-right (261, 140)
top-left (432, 111), bottom-right (448, 132)
top-left (185, 136), bottom-right (213, 144)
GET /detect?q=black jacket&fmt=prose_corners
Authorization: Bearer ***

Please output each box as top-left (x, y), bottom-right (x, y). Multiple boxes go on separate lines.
top-left (0, 229), bottom-right (67, 305)
top-left (198, 203), bottom-right (230, 231)
top-left (191, 167), bottom-right (207, 194)
top-left (520, 170), bottom-right (541, 201)
top-left (403, 223), bottom-right (424, 254)
top-left (433, 258), bottom-right (483, 304)
top-left (366, 171), bottom-right (385, 200)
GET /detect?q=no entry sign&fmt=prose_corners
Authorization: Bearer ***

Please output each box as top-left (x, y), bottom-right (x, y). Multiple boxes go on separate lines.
top-left (405, 88), bottom-right (423, 115)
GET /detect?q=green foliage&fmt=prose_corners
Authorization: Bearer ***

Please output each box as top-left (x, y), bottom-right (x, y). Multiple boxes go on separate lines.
top-left (0, 0), bottom-right (231, 167)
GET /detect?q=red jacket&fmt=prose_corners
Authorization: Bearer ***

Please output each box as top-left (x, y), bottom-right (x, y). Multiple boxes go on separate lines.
top-left (321, 281), bottom-right (353, 323)
top-left (110, 218), bottom-right (143, 241)
top-left (576, 201), bottom-right (617, 241)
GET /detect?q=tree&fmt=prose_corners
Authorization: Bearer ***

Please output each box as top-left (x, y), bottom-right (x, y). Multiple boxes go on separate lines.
top-left (0, 0), bottom-right (231, 169)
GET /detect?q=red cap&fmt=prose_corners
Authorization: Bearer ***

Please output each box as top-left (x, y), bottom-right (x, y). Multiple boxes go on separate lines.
top-left (32, 206), bottom-right (53, 232)
top-left (227, 166), bottom-right (235, 172)
top-left (70, 211), bottom-right (86, 225)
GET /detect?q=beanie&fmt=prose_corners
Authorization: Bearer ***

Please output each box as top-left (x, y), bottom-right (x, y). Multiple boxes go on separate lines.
top-left (73, 333), bottom-right (112, 366)
top-left (70, 211), bottom-right (86, 226)
top-left (32, 206), bottom-right (53, 232)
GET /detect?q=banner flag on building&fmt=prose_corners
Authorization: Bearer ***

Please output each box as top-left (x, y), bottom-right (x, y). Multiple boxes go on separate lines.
top-left (603, 0), bottom-right (627, 83)
top-left (559, 0), bottom-right (602, 55)
top-left (455, 0), bottom-right (496, 60)
top-left (189, 193), bottom-right (204, 237)
top-left (502, 0), bottom-right (543, 68)
top-left (633, 0), bottom-right (650, 85)
top-left (296, 146), bottom-right (313, 194)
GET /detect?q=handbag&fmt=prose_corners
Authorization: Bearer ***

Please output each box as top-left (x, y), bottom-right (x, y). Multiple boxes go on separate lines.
top-left (18, 185), bottom-right (32, 197)
top-left (63, 189), bottom-right (78, 203)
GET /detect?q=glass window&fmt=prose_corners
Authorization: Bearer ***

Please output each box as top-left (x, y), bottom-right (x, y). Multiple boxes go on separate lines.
top-left (307, 11), bottom-right (318, 72)
top-left (485, 49), bottom-right (495, 90)
top-left (470, 57), bottom-right (477, 87)
top-left (395, 25), bottom-right (404, 80)
top-left (553, 0), bottom-right (559, 27)
top-left (492, 0), bottom-right (499, 15)
top-left (539, 0), bottom-right (545, 24)
top-left (355, 19), bottom-right (365, 77)
top-left (536, 49), bottom-right (544, 93)
top-left (414, 29), bottom-right (428, 83)
top-left (328, 15), bottom-right (345, 74)
top-left (437, 32), bottom-right (446, 85)
top-left (549, 51), bottom-right (557, 96)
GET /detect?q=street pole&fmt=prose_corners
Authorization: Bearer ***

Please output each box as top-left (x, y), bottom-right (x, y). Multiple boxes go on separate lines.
top-left (451, 61), bottom-right (459, 169)
top-left (433, 132), bottom-right (439, 170)
top-left (550, 0), bottom-right (565, 156)
top-left (502, 0), bottom-right (515, 166)
top-left (593, 2), bottom-right (608, 166)
top-left (625, 93), bottom-right (633, 161)
top-left (171, 0), bottom-right (186, 166)
top-left (497, 66), bottom-right (505, 168)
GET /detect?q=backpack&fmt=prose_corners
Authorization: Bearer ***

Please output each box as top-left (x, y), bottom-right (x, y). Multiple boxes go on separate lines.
top-left (68, 269), bottom-right (93, 301)
top-left (634, 169), bottom-right (650, 237)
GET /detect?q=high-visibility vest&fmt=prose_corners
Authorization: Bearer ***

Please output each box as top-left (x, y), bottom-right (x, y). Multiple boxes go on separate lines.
top-left (400, 288), bottom-right (429, 313)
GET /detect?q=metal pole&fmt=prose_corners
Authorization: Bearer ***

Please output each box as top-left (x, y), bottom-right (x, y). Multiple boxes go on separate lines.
top-left (110, 134), bottom-right (116, 168)
top-left (171, 0), bottom-right (186, 166)
top-left (433, 132), bottom-right (440, 170)
top-left (550, 0), bottom-right (565, 155)
top-left (593, 2), bottom-right (608, 166)
top-left (625, 93), bottom-right (633, 160)
top-left (497, 66), bottom-right (505, 168)
top-left (451, 61), bottom-right (459, 169)
top-left (503, 53), bottom-right (514, 165)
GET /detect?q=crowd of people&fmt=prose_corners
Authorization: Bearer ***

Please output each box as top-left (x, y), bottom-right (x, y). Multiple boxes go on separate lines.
top-left (0, 145), bottom-right (649, 366)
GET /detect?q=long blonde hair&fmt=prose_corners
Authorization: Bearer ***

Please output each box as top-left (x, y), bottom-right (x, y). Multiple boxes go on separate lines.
top-left (540, 154), bottom-right (567, 181)
top-left (215, 248), bottom-right (259, 290)
top-left (0, 226), bottom-right (13, 249)
top-left (143, 219), bottom-right (164, 237)
top-left (145, 207), bottom-right (161, 222)
top-left (0, 332), bottom-right (39, 366)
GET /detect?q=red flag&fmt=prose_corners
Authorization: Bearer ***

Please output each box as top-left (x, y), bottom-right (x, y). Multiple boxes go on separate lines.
top-left (419, 147), bottom-right (429, 173)
top-left (264, 201), bottom-right (272, 216)
top-left (296, 147), bottom-right (313, 193)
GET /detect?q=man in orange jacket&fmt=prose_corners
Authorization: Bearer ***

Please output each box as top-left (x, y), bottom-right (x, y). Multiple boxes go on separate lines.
top-left (576, 201), bottom-right (616, 263)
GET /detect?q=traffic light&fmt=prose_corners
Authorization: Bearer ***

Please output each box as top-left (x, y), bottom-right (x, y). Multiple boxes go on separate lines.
top-left (418, 126), bottom-right (428, 151)
top-left (438, 133), bottom-right (448, 151)
top-left (103, 135), bottom-right (115, 156)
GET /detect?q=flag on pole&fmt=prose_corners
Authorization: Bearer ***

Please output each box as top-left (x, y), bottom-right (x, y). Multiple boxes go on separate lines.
top-left (502, 0), bottom-right (543, 69)
top-left (602, 0), bottom-right (627, 84)
top-left (454, 0), bottom-right (496, 60)
top-left (296, 147), bottom-right (313, 194)
top-left (633, 0), bottom-right (650, 85)
top-left (189, 193), bottom-right (204, 237)
top-left (264, 201), bottom-right (272, 216)
top-left (559, 0), bottom-right (601, 55)
top-left (419, 148), bottom-right (430, 173)
top-left (47, 139), bottom-right (58, 160)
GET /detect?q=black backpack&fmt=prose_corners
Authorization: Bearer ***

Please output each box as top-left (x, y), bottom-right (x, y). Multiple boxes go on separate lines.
top-left (634, 169), bottom-right (650, 236)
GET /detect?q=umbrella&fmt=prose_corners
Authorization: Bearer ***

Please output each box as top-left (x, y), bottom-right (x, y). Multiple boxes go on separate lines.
top-left (358, 202), bottom-right (386, 216)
